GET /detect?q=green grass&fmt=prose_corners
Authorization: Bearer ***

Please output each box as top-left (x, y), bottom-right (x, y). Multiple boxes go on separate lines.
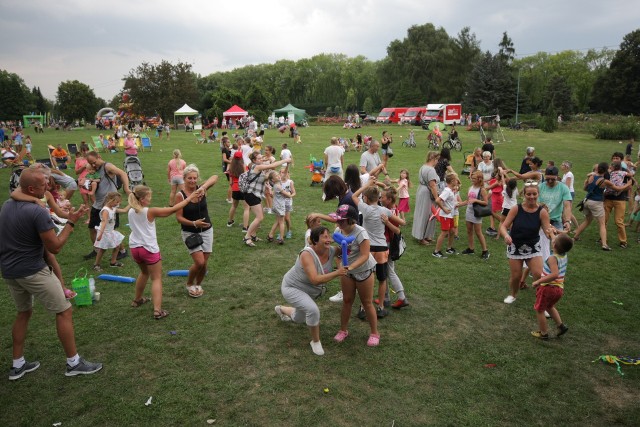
top-left (0, 124), bottom-right (638, 426)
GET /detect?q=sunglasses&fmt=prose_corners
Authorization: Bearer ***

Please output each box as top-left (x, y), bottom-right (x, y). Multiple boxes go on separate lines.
top-left (545, 177), bottom-right (557, 181)
top-left (524, 180), bottom-right (539, 187)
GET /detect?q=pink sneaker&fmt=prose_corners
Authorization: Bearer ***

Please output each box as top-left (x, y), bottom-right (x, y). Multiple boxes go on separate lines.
top-left (367, 333), bottom-right (380, 347)
top-left (333, 330), bottom-right (349, 343)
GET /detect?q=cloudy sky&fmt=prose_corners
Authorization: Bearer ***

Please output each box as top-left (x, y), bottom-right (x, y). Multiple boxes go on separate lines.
top-left (2, 0), bottom-right (638, 101)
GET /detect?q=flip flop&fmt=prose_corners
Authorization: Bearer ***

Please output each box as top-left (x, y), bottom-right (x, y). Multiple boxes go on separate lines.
top-left (187, 285), bottom-right (203, 298)
top-left (131, 297), bottom-right (151, 308)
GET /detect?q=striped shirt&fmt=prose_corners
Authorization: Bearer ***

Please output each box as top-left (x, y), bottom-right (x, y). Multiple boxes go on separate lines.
top-left (540, 253), bottom-right (568, 289)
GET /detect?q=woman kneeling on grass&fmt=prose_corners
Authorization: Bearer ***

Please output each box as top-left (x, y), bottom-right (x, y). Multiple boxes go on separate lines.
top-left (331, 204), bottom-right (380, 347)
top-left (128, 185), bottom-right (199, 319)
top-left (175, 164), bottom-right (218, 298)
top-left (275, 226), bottom-right (348, 355)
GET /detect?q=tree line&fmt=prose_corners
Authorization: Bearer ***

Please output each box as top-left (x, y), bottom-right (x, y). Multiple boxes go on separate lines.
top-left (1, 24), bottom-right (637, 123)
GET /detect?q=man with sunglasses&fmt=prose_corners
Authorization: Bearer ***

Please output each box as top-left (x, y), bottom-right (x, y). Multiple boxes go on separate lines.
top-left (538, 166), bottom-right (572, 259)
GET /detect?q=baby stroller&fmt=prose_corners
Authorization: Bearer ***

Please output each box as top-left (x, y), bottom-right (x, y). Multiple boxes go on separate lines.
top-left (124, 155), bottom-right (145, 190)
top-left (8, 164), bottom-right (25, 195)
top-left (306, 156), bottom-right (325, 186)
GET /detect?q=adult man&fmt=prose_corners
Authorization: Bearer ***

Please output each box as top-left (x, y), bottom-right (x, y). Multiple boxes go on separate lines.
top-left (83, 151), bottom-right (131, 260)
top-left (604, 152), bottom-right (635, 248)
top-left (538, 166), bottom-right (572, 259)
top-left (360, 140), bottom-right (385, 176)
top-left (0, 168), bottom-right (102, 380)
top-left (324, 137), bottom-right (344, 178)
top-left (51, 144), bottom-right (69, 169)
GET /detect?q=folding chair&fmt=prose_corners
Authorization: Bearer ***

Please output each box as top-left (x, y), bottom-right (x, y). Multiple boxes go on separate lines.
top-left (67, 143), bottom-right (78, 154)
top-left (140, 133), bottom-right (152, 151)
top-left (91, 136), bottom-right (103, 152)
top-left (194, 134), bottom-right (206, 144)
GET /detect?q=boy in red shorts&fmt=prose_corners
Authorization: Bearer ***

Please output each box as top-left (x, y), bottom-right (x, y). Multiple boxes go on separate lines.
top-left (531, 234), bottom-right (573, 339)
top-left (432, 174), bottom-right (462, 258)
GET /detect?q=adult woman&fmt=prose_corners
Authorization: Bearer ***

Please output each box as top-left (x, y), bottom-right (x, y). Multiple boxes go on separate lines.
top-left (124, 134), bottom-right (137, 157)
top-left (510, 157), bottom-right (544, 182)
top-left (499, 180), bottom-right (552, 304)
top-left (243, 151), bottom-right (291, 246)
top-left (573, 162), bottom-right (630, 250)
top-left (275, 226), bottom-right (348, 356)
top-left (435, 147), bottom-right (454, 191)
top-left (469, 147), bottom-right (483, 176)
top-left (461, 171), bottom-right (490, 259)
top-left (322, 175), bottom-right (358, 209)
top-left (411, 151), bottom-right (441, 245)
top-left (167, 149), bottom-right (186, 206)
top-left (380, 130), bottom-right (393, 166)
top-left (175, 165), bottom-right (218, 298)
top-left (227, 151), bottom-right (250, 230)
top-left (220, 138), bottom-right (232, 203)
top-left (477, 151), bottom-right (494, 186)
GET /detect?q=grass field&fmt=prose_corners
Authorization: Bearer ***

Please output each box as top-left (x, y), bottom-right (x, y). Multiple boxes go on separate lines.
top-left (0, 124), bottom-right (638, 426)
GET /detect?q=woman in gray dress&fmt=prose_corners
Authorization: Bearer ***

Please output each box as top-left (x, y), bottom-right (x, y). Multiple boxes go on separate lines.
top-left (275, 226), bottom-right (348, 356)
top-left (411, 151), bottom-right (441, 245)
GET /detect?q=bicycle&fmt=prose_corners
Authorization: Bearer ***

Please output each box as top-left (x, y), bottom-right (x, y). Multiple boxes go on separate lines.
top-left (427, 132), bottom-right (441, 150)
top-left (402, 130), bottom-right (416, 148)
top-left (443, 136), bottom-right (462, 151)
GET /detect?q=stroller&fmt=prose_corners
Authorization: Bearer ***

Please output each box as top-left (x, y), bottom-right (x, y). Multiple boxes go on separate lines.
top-left (123, 155), bottom-right (145, 190)
top-left (8, 165), bottom-right (25, 195)
top-left (306, 156), bottom-right (325, 186)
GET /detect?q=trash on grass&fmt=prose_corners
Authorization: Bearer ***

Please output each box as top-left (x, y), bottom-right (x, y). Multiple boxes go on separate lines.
top-left (145, 396), bottom-right (153, 406)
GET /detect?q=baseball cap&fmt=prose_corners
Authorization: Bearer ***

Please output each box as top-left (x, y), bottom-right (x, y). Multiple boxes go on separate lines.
top-left (329, 204), bottom-right (359, 222)
top-left (233, 151), bottom-right (243, 159)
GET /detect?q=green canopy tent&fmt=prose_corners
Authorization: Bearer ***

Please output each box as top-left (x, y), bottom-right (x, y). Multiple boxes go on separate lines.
top-left (272, 104), bottom-right (307, 125)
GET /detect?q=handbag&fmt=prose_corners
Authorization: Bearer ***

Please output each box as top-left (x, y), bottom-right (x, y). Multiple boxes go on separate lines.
top-left (576, 198), bottom-right (586, 212)
top-left (472, 188), bottom-right (492, 217)
top-left (387, 147), bottom-right (394, 158)
top-left (71, 267), bottom-right (93, 306)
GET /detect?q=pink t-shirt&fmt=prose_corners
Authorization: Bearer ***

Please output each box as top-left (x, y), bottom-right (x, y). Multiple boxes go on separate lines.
top-left (168, 158), bottom-right (186, 179)
top-left (124, 138), bottom-right (137, 156)
top-left (397, 178), bottom-right (409, 199)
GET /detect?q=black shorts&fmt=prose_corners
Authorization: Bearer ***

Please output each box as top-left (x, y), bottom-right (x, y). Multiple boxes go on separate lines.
top-left (232, 190), bottom-right (244, 201)
top-left (89, 207), bottom-right (120, 229)
top-left (243, 192), bottom-right (261, 207)
top-left (501, 208), bottom-right (511, 217)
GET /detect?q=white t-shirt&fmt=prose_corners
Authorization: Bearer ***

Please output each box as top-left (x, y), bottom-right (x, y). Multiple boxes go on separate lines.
top-left (324, 145), bottom-right (344, 168)
top-left (561, 171), bottom-right (575, 192)
top-left (280, 149), bottom-right (292, 160)
top-left (502, 185), bottom-right (519, 210)
top-left (438, 187), bottom-right (456, 219)
top-left (241, 144), bottom-right (253, 166)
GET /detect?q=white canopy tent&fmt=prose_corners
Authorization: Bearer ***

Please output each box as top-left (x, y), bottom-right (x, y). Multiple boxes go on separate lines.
top-left (174, 104), bottom-right (200, 129)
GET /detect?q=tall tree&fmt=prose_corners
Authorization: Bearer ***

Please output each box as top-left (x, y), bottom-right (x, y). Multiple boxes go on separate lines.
top-left (464, 52), bottom-right (517, 115)
top-left (0, 70), bottom-right (34, 120)
top-left (124, 60), bottom-right (198, 121)
top-left (56, 80), bottom-right (99, 121)
top-left (497, 31), bottom-right (516, 64)
top-left (31, 86), bottom-right (50, 114)
top-left (544, 75), bottom-right (574, 115)
top-left (591, 29), bottom-right (640, 114)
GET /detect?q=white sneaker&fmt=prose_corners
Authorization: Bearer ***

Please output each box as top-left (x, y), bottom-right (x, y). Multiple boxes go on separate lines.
top-left (310, 340), bottom-right (324, 356)
top-left (274, 305), bottom-right (291, 322)
top-left (329, 291), bottom-right (343, 303)
top-left (503, 295), bottom-right (517, 304)
top-left (544, 310), bottom-right (551, 318)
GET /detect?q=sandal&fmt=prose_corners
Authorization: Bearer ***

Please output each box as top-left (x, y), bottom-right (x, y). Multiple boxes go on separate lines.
top-left (276, 239), bottom-right (284, 245)
top-left (64, 288), bottom-right (77, 300)
top-left (251, 235), bottom-right (262, 242)
top-left (110, 261), bottom-right (124, 267)
top-left (93, 265), bottom-right (102, 272)
top-left (153, 309), bottom-right (169, 320)
top-left (601, 245), bottom-right (612, 251)
top-left (519, 281), bottom-right (528, 290)
top-left (187, 285), bottom-right (203, 298)
top-left (243, 237), bottom-right (256, 247)
top-left (267, 236), bottom-right (274, 243)
top-left (131, 297), bottom-right (151, 308)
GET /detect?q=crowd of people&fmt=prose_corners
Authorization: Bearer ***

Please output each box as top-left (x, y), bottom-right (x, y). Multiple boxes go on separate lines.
top-left (1, 126), bottom-right (639, 384)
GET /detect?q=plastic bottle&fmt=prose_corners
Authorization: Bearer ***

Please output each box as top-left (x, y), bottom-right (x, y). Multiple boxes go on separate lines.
top-left (89, 276), bottom-right (96, 301)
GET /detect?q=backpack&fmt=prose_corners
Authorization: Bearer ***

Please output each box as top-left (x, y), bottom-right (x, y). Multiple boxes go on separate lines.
top-left (389, 232), bottom-right (407, 261)
top-left (103, 163), bottom-right (123, 190)
top-left (238, 167), bottom-right (260, 193)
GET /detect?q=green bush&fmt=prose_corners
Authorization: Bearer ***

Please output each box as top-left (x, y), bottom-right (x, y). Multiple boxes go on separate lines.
top-left (592, 121), bottom-right (640, 140)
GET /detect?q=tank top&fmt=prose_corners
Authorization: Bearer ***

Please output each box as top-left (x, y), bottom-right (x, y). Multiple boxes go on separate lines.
top-left (510, 204), bottom-right (543, 244)
top-left (179, 188), bottom-right (212, 233)
top-left (128, 207), bottom-right (159, 253)
top-left (541, 253), bottom-right (568, 288)
top-left (585, 175), bottom-right (605, 202)
top-left (282, 247), bottom-right (336, 299)
top-left (168, 158), bottom-right (186, 179)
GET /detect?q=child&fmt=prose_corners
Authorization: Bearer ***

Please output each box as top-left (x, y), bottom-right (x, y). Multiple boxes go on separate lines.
top-left (226, 151), bottom-right (250, 231)
top-left (330, 204), bottom-right (380, 347)
top-left (93, 192), bottom-right (128, 271)
top-left (267, 171), bottom-right (292, 244)
top-left (281, 168), bottom-right (296, 238)
top-left (127, 184), bottom-right (199, 320)
top-left (380, 186), bottom-right (409, 308)
top-left (626, 186), bottom-right (640, 234)
top-left (263, 146), bottom-right (276, 213)
top-left (461, 171), bottom-right (490, 259)
top-left (501, 177), bottom-right (519, 221)
top-left (432, 174), bottom-right (465, 258)
top-left (352, 179), bottom-right (403, 318)
top-left (83, 163), bottom-right (101, 205)
top-left (304, 214), bottom-right (322, 247)
top-left (24, 135), bottom-right (34, 162)
top-left (487, 167), bottom-right (505, 240)
top-left (451, 173), bottom-right (463, 242)
top-left (280, 143), bottom-right (293, 167)
top-left (395, 169), bottom-right (411, 221)
top-left (530, 234), bottom-right (573, 340)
